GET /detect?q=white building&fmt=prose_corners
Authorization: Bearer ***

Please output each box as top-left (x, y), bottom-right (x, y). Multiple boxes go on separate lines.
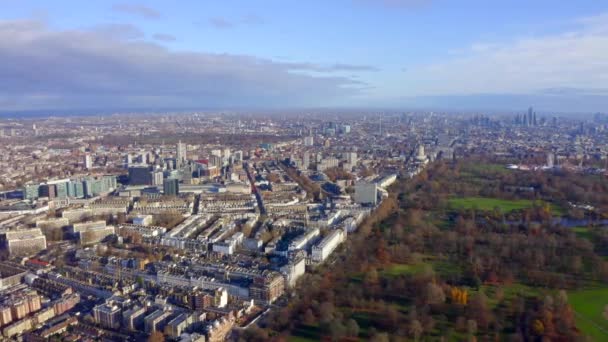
top-left (133, 215), bottom-right (153, 226)
top-left (354, 182), bottom-right (378, 205)
top-left (84, 154), bottom-right (92, 170)
top-left (5, 228), bottom-right (47, 256)
top-left (281, 256), bottom-right (306, 288)
top-left (345, 152), bottom-right (358, 165)
top-left (311, 229), bottom-right (346, 263)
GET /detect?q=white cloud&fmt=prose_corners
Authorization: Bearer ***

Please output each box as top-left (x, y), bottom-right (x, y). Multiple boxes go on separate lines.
top-left (402, 13), bottom-right (608, 96)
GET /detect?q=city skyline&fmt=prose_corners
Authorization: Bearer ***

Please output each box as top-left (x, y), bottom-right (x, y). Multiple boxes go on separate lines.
top-left (1, 0), bottom-right (608, 112)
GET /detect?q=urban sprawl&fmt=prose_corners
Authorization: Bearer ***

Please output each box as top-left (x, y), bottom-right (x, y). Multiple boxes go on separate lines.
top-left (0, 109), bottom-right (607, 341)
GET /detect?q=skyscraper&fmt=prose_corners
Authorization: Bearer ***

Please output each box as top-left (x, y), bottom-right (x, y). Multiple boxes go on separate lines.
top-left (527, 107), bottom-right (534, 127)
top-left (84, 153), bottom-right (92, 169)
top-left (176, 141), bottom-right (187, 168)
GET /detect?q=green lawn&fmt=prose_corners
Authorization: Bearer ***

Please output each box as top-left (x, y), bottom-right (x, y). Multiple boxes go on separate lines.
top-left (569, 288), bottom-right (608, 341)
top-left (481, 283), bottom-right (540, 309)
top-left (380, 263), bottom-right (431, 277)
top-left (289, 324), bottom-right (321, 342)
top-left (462, 163), bottom-right (511, 175)
top-left (572, 227), bottom-right (593, 240)
top-left (448, 197), bottom-right (561, 214)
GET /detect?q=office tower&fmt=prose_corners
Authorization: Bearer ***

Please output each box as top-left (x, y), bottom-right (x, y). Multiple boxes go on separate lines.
top-left (24, 184), bottom-right (40, 200)
top-left (151, 170), bottom-right (164, 186)
top-left (84, 153), bottom-right (92, 169)
top-left (176, 141), bottom-right (187, 168)
top-left (163, 178), bottom-right (179, 196)
top-left (39, 184), bottom-right (56, 199)
top-left (527, 107), bottom-right (533, 127)
top-left (304, 136), bottom-right (314, 146)
top-left (128, 166), bottom-right (153, 185)
top-left (354, 182), bottom-right (378, 205)
top-left (55, 181), bottom-right (68, 198)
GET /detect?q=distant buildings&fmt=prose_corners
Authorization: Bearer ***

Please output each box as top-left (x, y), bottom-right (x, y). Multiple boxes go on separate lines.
top-left (317, 157), bottom-right (339, 171)
top-left (24, 176), bottom-right (116, 200)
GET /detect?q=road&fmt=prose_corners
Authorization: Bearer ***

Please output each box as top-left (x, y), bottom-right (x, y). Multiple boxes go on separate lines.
top-left (244, 162), bottom-right (266, 215)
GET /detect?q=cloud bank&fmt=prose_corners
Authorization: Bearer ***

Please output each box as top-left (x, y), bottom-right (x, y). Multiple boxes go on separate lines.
top-left (0, 20), bottom-right (368, 110)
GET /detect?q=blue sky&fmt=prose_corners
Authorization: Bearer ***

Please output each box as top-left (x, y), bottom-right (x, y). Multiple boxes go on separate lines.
top-left (1, 0), bottom-right (608, 112)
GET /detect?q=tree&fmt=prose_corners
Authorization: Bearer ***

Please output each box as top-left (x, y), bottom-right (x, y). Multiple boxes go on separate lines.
top-left (328, 319), bottom-right (346, 340)
top-left (531, 319), bottom-right (545, 335)
top-left (345, 318), bottom-right (360, 337)
top-left (303, 308), bottom-right (316, 325)
top-left (319, 301), bottom-right (335, 324)
top-left (466, 319), bottom-right (477, 336)
top-left (148, 331), bottom-right (165, 342)
top-left (370, 332), bottom-right (390, 342)
top-left (409, 319), bottom-right (423, 341)
top-left (426, 282), bottom-right (446, 305)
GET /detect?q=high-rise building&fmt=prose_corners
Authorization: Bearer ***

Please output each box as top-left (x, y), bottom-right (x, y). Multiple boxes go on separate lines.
top-left (151, 170), bottom-right (164, 187)
top-left (304, 136), bottom-right (314, 146)
top-left (163, 178), bottom-right (179, 196)
top-left (547, 153), bottom-right (555, 168)
top-left (125, 154), bottom-right (133, 168)
top-left (209, 155), bottom-right (223, 168)
top-left (302, 152), bottom-right (310, 170)
top-left (39, 184), bottom-right (56, 199)
top-left (93, 303), bottom-right (121, 329)
top-left (345, 152), bottom-right (358, 165)
top-left (233, 150), bottom-right (243, 163)
top-left (128, 166), bottom-right (153, 185)
top-left (354, 182), bottom-right (378, 205)
top-left (84, 154), bottom-right (92, 170)
top-left (24, 184), bottom-right (40, 200)
top-left (176, 141), bottom-right (187, 167)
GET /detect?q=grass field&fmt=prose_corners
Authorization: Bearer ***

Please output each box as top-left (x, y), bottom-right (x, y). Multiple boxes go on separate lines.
top-left (572, 227), bottom-right (593, 240)
top-left (448, 197), bottom-right (561, 214)
top-left (289, 324), bottom-right (321, 342)
top-left (380, 263), bottom-right (431, 277)
top-left (462, 163), bottom-right (512, 175)
top-left (569, 288), bottom-right (608, 341)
